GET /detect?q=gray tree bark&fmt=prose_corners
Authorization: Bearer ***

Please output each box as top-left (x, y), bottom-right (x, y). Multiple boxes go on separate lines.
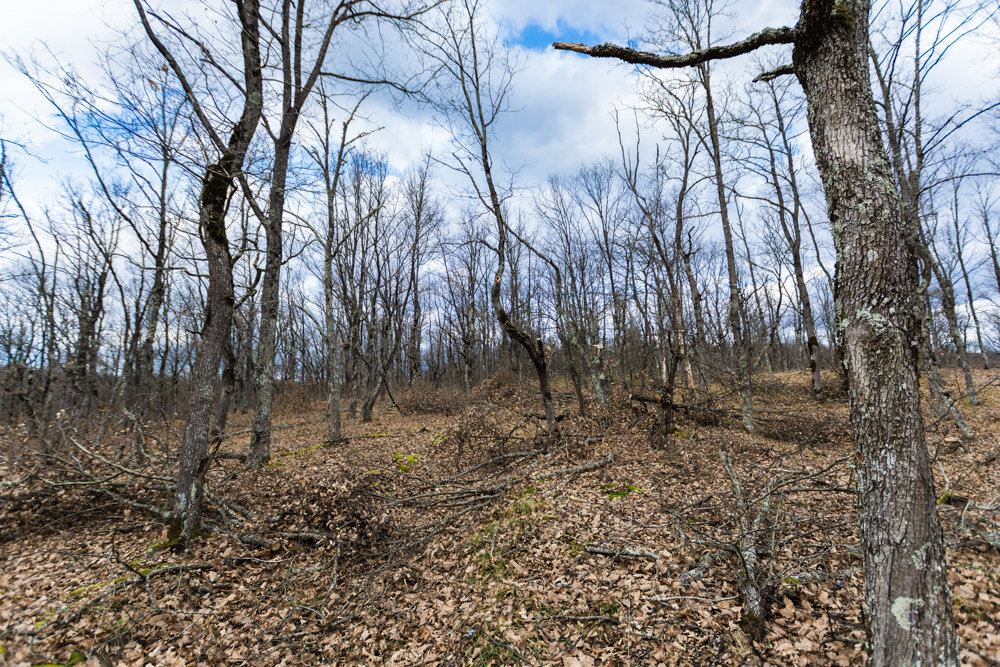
top-left (794, 3), bottom-right (958, 662)
top-left (248, 1), bottom-right (348, 468)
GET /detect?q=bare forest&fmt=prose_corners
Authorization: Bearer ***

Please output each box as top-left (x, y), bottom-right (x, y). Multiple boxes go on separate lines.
top-left (1, 0), bottom-right (999, 665)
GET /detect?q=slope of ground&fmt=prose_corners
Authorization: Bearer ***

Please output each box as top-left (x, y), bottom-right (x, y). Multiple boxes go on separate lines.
top-left (1, 370), bottom-right (999, 666)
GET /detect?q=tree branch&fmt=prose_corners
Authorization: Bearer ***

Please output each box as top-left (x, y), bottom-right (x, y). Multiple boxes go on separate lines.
top-left (552, 26), bottom-right (797, 70)
top-left (753, 63), bottom-right (796, 82)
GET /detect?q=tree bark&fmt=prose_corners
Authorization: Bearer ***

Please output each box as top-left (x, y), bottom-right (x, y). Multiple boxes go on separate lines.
top-left (248, 0), bottom-right (355, 467)
top-left (793, 2), bottom-right (958, 662)
top-left (137, 0), bottom-right (264, 546)
top-left (247, 119), bottom-right (294, 469)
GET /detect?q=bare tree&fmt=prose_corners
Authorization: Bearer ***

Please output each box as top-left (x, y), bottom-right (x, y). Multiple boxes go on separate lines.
top-left (869, 0), bottom-right (999, 412)
top-left (422, 0), bottom-right (558, 435)
top-left (0, 135), bottom-right (16, 252)
top-left (402, 153), bottom-right (441, 384)
top-left (742, 76), bottom-right (824, 396)
top-left (943, 163), bottom-right (990, 370)
top-left (433, 212), bottom-right (494, 397)
top-left (304, 86), bottom-right (371, 444)
top-left (641, 0), bottom-right (756, 432)
top-left (535, 174), bottom-right (613, 407)
top-left (135, 0), bottom-right (265, 545)
top-left (251, 1), bottom-right (383, 466)
top-left (12, 44), bottom-right (193, 425)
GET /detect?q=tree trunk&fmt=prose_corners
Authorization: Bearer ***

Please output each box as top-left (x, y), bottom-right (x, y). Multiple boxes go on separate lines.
top-left (247, 120), bottom-right (295, 469)
top-left (324, 243), bottom-right (343, 442)
top-left (939, 273), bottom-right (978, 405)
top-left (950, 190), bottom-right (989, 371)
top-left (681, 233), bottom-right (710, 396)
top-left (170, 165), bottom-right (241, 544)
top-left (925, 248), bottom-right (978, 406)
top-left (794, 2), bottom-right (958, 662)
top-left (139, 0), bottom-right (265, 546)
top-left (566, 345), bottom-right (587, 416)
top-left (919, 303), bottom-right (975, 444)
top-left (701, 65), bottom-right (754, 432)
top-left (766, 86), bottom-right (823, 396)
top-left (983, 208), bottom-right (1000, 295)
top-left (247, 0), bottom-right (346, 466)
top-left (794, 252), bottom-right (823, 397)
top-left (956, 242), bottom-right (989, 371)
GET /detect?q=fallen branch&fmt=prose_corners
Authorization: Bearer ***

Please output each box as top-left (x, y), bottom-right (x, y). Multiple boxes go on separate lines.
top-left (532, 454), bottom-right (615, 482)
top-left (541, 473), bottom-right (577, 497)
top-left (678, 551), bottom-right (720, 584)
top-left (402, 454), bottom-right (616, 510)
top-left (549, 614), bottom-right (619, 624)
top-left (781, 567), bottom-right (861, 586)
top-left (234, 532), bottom-right (277, 549)
top-left (650, 594), bottom-right (740, 604)
top-left (441, 449), bottom-right (546, 484)
top-left (720, 449), bottom-right (770, 642)
top-left (281, 530), bottom-right (335, 543)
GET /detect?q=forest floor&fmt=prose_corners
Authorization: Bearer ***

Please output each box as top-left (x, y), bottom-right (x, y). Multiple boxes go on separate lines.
top-left (1, 369), bottom-right (1000, 666)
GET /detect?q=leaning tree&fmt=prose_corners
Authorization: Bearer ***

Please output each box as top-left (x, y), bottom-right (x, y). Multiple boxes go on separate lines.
top-left (135, 0), bottom-right (264, 546)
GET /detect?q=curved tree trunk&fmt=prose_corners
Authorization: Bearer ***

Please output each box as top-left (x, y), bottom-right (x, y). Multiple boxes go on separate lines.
top-left (137, 0), bottom-right (265, 546)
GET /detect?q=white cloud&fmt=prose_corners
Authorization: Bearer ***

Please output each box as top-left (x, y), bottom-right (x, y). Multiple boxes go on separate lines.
top-left (2, 0), bottom-right (998, 224)
top-left (493, 48), bottom-right (643, 182)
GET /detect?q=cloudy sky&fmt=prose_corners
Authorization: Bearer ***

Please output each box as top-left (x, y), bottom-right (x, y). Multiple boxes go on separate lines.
top-left (0, 0), bottom-right (793, 201)
top-left (1, 0), bottom-right (996, 212)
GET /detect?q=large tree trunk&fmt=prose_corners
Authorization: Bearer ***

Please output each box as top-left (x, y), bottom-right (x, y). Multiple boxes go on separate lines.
top-left (794, 1), bottom-right (958, 662)
top-left (212, 334), bottom-right (236, 437)
top-left (170, 168), bottom-right (240, 545)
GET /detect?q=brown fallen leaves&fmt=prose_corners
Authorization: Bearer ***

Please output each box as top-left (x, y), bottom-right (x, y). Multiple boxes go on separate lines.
top-left (1, 370), bottom-right (998, 665)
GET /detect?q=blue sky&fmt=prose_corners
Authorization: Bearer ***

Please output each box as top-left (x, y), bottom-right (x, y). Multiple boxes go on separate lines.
top-left (509, 21), bottom-right (606, 51)
top-left (0, 0), bottom-right (651, 204)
